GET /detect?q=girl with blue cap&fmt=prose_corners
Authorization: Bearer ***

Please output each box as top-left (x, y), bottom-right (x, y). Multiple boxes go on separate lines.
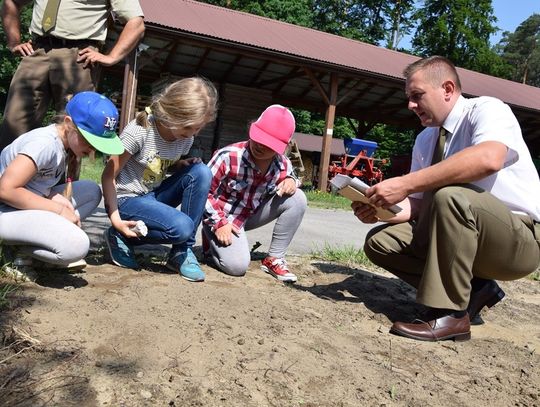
top-left (0, 91), bottom-right (123, 276)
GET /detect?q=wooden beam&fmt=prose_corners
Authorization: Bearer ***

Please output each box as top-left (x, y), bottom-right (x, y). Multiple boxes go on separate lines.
top-left (120, 48), bottom-right (140, 131)
top-left (297, 72), bottom-right (325, 99)
top-left (221, 54), bottom-right (242, 82)
top-left (253, 67), bottom-right (303, 88)
top-left (336, 80), bottom-right (362, 106)
top-left (303, 67), bottom-right (330, 106)
top-left (273, 67), bottom-right (300, 93)
top-left (195, 47), bottom-right (211, 71)
top-left (162, 40), bottom-right (180, 72)
top-left (318, 73), bottom-right (339, 191)
top-left (137, 40), bottom-right (177, 70)
top-left (249, 60), bottom-right (270, 86)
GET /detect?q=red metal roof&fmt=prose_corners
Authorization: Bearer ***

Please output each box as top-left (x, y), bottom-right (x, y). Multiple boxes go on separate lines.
top-left (140, 0), bottom-right (540, 112)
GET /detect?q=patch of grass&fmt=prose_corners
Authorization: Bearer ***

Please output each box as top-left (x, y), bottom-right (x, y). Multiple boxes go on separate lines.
top-left (529, 270), bottom-right (540, 281)
top-left (80, 154), bottom-right (106, 184)
top-left (303, 188), bottom-right (352, 210)
top-left (310, 243), bottom-right (373, 268)
top-left (0, 283), bottom-right (19, 309)
top-left (0, 245), bottom-right (19, 309)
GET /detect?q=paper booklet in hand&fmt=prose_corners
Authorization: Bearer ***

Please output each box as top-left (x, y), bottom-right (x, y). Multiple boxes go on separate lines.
top-left (329, 174), bottom-right (402, 221)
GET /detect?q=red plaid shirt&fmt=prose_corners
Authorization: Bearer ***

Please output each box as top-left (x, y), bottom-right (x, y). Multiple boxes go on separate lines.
top-left (204, 141), bottom-right (297, 232)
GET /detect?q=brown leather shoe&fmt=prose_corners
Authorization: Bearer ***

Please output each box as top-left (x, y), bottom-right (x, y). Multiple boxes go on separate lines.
top-left (390, 314), bottom-right (471, 342)
top-left (467, 280), bottom-right (505, 325)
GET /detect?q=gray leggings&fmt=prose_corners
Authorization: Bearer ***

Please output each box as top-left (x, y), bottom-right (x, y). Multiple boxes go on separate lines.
top-left (0, 180), bottom-right (101, 265)
top-left (202, 189), bottom-right (307, 276)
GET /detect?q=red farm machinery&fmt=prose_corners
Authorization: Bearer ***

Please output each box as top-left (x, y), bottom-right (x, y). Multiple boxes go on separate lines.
top-left (328, 138), bottom-right (386, 186)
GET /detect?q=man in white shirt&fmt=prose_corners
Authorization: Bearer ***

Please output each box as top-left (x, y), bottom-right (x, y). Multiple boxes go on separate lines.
top-left (354, 55), bottom-right (540, 342)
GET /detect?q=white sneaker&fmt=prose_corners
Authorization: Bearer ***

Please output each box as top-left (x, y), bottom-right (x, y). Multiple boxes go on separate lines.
top-left (38, 259), bottom-right (87, 272)
top-left (64, 259), bottom-right (88, 271)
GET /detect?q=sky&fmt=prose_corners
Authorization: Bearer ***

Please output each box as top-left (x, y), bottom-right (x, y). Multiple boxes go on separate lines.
top-left (490, 0), bottom-right (540, 45)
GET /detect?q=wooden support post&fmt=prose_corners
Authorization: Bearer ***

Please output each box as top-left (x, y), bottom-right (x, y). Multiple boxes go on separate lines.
top-left (211, 82), bottom-right (226, 154)
top-left (120, 47), bottom-right (139, 132)
top-left (318, 73), bottom-right (338, 191)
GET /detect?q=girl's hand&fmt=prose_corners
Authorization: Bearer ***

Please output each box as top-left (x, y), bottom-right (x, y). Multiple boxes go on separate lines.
top-left (215, 224), bottom-right (233, 246)
top-left (276, 177), bottom-right (297, 197)
top-left (57, 205), bottom-right (82, 227)
top-left (177, 157), bottom-right (202, 168)
top-left (50, 193), bottom-right (81, 226)
top-left (113, 220), bottom-right (141, 239)
top-left (50, 193), bottom-right (75, 212)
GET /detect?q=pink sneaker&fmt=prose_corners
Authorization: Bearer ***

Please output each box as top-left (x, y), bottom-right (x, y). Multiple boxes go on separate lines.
top-left (261, 257), bottom-right (297, 283)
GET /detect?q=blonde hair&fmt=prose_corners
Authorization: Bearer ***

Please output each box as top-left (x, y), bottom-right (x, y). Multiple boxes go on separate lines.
top-left (403, 56), bottom-right (462, 91)
top-left (136, 77), bottom-right (218, 130)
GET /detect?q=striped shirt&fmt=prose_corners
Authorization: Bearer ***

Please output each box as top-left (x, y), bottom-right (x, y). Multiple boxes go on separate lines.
top-left (116, 118), bottom-right (193, 197)
top-left (204, 141), bottom-right (296, 232)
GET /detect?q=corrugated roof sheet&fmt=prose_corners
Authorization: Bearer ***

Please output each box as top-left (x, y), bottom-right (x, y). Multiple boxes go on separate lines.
top-left (140, 0), bottom-right (540, 112)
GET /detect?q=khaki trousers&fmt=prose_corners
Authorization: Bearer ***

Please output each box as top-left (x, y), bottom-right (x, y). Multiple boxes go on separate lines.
top-left (364, 185), bottom-right (540, 310)
top-left (0, 46), bottom-right (98, 151)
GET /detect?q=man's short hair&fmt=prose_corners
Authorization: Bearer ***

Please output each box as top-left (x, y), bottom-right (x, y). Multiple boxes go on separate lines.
top-left (403, 56), bottom-right (462, 91)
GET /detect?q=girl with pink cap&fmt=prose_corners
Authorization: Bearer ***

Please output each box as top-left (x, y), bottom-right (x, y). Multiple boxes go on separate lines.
top-left (203, 104), bottom-right (307, 282)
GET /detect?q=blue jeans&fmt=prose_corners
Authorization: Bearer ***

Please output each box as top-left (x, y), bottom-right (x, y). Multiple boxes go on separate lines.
top-left (118, 163), bottom-right (211, 256)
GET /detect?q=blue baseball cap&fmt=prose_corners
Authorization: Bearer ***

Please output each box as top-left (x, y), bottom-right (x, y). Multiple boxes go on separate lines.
top-left (65, 92), bottom-right (124, 155)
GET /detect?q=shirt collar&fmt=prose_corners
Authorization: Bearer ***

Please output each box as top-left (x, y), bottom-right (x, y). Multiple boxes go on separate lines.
top-left (442, 95), bottom-right (466, 135)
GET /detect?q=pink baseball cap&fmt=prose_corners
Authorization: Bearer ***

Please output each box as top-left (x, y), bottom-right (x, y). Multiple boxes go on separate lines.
top-left (249, 105), bottom-right (295, 154)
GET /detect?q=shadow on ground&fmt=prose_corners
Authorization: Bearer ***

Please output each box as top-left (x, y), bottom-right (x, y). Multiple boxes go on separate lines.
top-left (292, 261), bottom-right (424, 323)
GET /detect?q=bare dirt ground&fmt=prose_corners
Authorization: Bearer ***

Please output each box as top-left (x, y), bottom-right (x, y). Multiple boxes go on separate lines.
top-left (1, 250), bottom-right (539, 407)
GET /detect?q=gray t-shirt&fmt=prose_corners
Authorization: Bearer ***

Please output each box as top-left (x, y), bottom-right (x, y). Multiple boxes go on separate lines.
top-left (0, 125), bottom-right (65, 210)
top-left (27, 0), bottom-right (144, 41)
top-left (116, 118), bottom-right (194, 198)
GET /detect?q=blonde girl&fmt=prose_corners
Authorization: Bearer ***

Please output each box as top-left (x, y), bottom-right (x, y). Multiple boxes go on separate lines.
top-left (102, 77), bottom-right (218, 282)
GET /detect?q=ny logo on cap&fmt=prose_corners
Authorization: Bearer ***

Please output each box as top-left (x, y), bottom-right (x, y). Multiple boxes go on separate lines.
top-left (104, 117), bottom-right (117, 131)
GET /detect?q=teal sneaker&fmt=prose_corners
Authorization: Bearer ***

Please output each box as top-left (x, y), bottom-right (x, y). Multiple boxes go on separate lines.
top-left (103, 227), bottom-right (139, 269)
top-left (166, 248), bottom-right (205, 282)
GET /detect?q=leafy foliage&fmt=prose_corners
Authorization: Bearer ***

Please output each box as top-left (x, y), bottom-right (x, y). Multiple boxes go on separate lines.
top-left (0, 5), bottom-right (32, 96)
top-left (498, 14), bottom-right (540, 87)
top-left (203, 0), bottom-right (314, 27)
top-left (411, 0), bottom-right (510, 76)
top-left (366, 124), bottom-right (416, 160)
top-left (203, 0), bottom-right (416, 48)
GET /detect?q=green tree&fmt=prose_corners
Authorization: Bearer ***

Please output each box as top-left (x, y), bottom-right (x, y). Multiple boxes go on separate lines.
top-left (292, 109), bottom-right (357, 140)
top-left (411, 0), bottom-right (507, 75)
top-left (202, 0), bottom-right (417, 48)
top-left (311, 0), bottom-right (417, 47)
top-left (312, 0), bottom-right (381, 43)
top-left (384, 0), bottom-right (416, 50)
top-left (499, 14), bottom-right (540, 87)
top-left (202, 0), bottom-right (314, 27)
